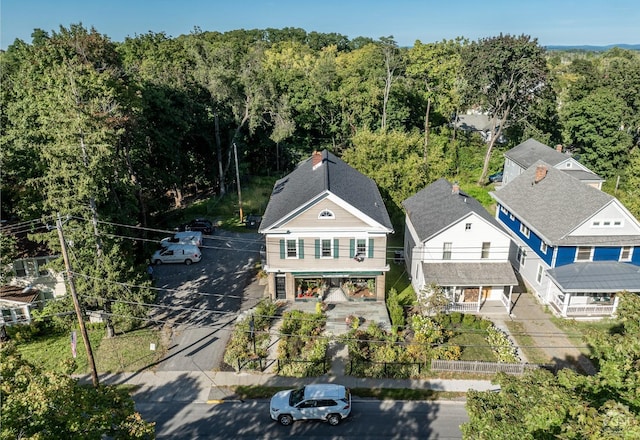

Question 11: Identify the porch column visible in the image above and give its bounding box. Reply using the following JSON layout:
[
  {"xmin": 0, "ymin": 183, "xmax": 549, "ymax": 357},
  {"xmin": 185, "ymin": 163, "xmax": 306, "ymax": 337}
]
[
  {"xmin": 561, "ymin": 293, "xmax": 571, "ymax": 317},
  {"xmin": 507, "ymin": 285, "xmax": 513, "ymax": 314},
  {"xmin": 477, "ymin": 284, "xmax": 483, "ymax": 312},
  {"xmin": 612, "ymin": 295, "xmax": 620, "ymax": 316}
]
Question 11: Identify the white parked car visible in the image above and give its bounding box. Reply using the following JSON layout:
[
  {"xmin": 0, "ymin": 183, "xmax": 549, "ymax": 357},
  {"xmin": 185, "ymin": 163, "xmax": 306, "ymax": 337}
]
[
  {"xmin": 151, "ymin": 244, "xmax": 201, "ymax": 265},
  {"xmin": 160, "ymin": 231, "xmax": 203, "ymax": 247},
  {"xmin": 270, "ymin": 384, "xmax": 351, "ymax": 426}
]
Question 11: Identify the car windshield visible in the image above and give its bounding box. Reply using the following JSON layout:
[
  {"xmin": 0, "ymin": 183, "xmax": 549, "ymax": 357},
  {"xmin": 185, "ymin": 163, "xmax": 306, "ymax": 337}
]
[{"xmin": 289, "ymin": 388, "xmax": 305, "ymax": 406}]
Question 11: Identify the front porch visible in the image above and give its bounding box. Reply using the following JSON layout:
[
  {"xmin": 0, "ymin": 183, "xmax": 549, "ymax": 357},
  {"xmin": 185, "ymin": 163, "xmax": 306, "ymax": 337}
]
[{"xmin": 549, "ymin": 293, "xmax": 619, "ymax": 318}]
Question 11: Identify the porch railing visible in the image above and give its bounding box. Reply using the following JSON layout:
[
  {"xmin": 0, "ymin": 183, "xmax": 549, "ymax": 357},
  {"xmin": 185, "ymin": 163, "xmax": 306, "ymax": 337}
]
[
  {"xmin": 445, "ymin": 302, "xmax": 478, "ymax": 313},
  {"xmin": 565, "ymin": 304, "xmax": 615, "ymax": 316}
]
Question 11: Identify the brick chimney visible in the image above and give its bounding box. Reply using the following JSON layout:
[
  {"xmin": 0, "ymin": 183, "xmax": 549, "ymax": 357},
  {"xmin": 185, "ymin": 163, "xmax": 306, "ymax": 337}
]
[
  {"xmin": 555, "ymin": 144, "xmax": 563, "ymax": 153},
  {"xmin": 312, "ymin": 150, "xmax": 322, "ymax": 170},
  {"xmin": 534, "ymin": 165, "xmax": 548, "ymax": 184},
  {"xmin": 452, "ymin": 182, "xmax": 460, "ymax": 194}
]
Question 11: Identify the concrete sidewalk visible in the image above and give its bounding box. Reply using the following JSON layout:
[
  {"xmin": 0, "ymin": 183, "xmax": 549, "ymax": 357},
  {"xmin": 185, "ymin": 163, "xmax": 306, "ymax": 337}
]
[{"xmin": 85, "ymin": 370, "xmax": 497, "ymax": 404}]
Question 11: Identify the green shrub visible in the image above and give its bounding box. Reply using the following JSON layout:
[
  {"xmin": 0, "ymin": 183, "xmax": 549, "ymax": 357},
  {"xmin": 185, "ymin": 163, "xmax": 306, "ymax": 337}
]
[
  {"xmin": 449, "ymin": 312, "xmax": 462, "ymax": 324},
  {"xmin": 462, "ymin": 313, "xmax": 478, "ymax": 327},
  {"xmin": 387, "ymin": 288, "xmax": 405, "ymax": 331}
]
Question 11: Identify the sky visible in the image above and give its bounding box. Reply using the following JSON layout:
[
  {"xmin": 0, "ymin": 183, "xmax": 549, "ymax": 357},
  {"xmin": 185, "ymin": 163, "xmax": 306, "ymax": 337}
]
[{"xmin": 2, "ymin": 0, "xmax": 639, "ymax": 50}]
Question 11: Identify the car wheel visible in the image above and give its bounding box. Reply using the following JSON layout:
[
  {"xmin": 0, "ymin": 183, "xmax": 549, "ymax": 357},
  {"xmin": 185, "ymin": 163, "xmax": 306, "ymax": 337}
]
[
  {"xmin": 184, "ymin": 259, "xmax": 192, "ymax": 266},
  {"xmin": 327, "ymin": 414, "xmax": 341, "ymax": 426},
  {"xmin": 278, "ymin": 414, "xmax": 293, "ymax": 426},
  {"xmin": 154, "ymin": 260, "xmax": 162, "ymax": 265}
]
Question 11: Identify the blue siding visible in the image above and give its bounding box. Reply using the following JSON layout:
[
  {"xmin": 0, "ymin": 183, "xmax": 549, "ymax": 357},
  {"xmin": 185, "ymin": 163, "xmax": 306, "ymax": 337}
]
[
  {"xmin": 497, "ymin": 205, "xmax": 553, "ymax": 265},
  {"xmin": 594, "ymin": 247, "xmax": 621, "ymax": 261},
  {"xmin": 556, "ymin": 247, "xmax": 576, "ymax": 267},
  {"xmin": 632, "ymin": 247, "xmax": 640, "ymax": 265}
]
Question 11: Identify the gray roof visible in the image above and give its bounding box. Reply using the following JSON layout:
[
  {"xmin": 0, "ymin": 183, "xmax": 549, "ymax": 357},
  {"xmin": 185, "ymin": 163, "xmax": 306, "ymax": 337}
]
[
  {"xmin": 546, "ymin": 262, "xmax": 640, "ymax": 293},
  {"xmin": 403, "ymin": 178, "xmax": 505, "ymax": 242},
  {"xmin": 491, "ymin": 161, "xmax": 616, "ymax": 245},
  {"xmin": 422, "ymin": 262, "xmax": 519, "ymax": 286},
  {"xmin": 562, "ymin": 169, "xmax": 604, "ymax": 182},
  {"xmin": 260, "ymin": 150, "xmax": 393, "ymax": 231},
  {"xmin": 455, "ymin": 114, "xmax": 493, "ymax": 132},
  {"xmin": 504, "ymin": 138, "xmax": 568, "ymax": 169}
]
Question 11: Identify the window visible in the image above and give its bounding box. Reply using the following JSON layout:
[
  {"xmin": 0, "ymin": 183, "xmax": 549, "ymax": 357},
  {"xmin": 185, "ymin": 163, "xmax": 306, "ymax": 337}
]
[
  {"xmin": 592, "ymin": 219, "xmax": 624, "ymax": 228},
  {"xmin": 500, "ymin": 206, "xmax": 508, "ymax": 214},
  {"xmin": 509, "ymin": 213, "xmax": 515, "ymax": 221},
  {"xmin": 517, "ymin": 246, "xmax": 526, "ymax": 266},
  {"xmin": 620, "ymin": 246, "xmax": 632, "ymax": 261},
  {"xmin": 540, "ymin": 242, "xmax": 548, "ymax": 254},
  {"xmin": 519, "ymin": 224, "xmax": 530, "ymax": 238},
  {"xmin": 465, "ymin": 223, "xmax": 472, "ymax": 231},
  {"xmin": 592, "ymin": 221, "xmax": 600, "ymax": 227},
  {"xmin": 443, "ymin": 242, "xmax": 452, "ymax": 260},
  {"xmin": 576, "ymin": 246, "xmax": 592, "ymax": 261},
  {"xmin": 614, "ymin": 220, "xmax": 622, "ymax": 226},
  {"xmin": 536, "ymin": 264, "xmax": 544, "ymax": 284},
  {"xmin": 321, "ymin": 239, "xmax": 332, "ymax": 258},
  {"xmin": 356, "ymin": 239, "xmax": 366, "ymax": 256},
  {"xmin": 603, "ymin": 221, "xmax": 611, "ymax": 226},
  {"xmin": 287, "ymin": 240, "xmax": 298, "ymax": 258},
  {"xmin": 481, "ymin": 242, "xmax": 490, "ymax": 259},
  {"xmin": 318, "ymin": 209, "xmax": 334, "ymax": 219}
]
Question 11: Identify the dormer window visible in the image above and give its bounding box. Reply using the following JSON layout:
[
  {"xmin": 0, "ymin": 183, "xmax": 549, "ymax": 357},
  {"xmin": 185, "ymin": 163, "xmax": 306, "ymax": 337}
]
[{"xmin": 318, "ymin": 209, "xmax": 335, "ymax": 219}]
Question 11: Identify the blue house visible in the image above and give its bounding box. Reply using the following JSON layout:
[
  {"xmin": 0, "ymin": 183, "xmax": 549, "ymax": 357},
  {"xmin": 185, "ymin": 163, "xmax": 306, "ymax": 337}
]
[{"xmin": 490, "ymin": 161, "xmax": 640, "ymax": 318}]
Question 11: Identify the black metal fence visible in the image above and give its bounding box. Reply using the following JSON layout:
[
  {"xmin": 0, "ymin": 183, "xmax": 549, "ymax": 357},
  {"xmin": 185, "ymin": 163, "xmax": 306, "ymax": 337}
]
[{"xmin": 237, "ymin": 357, "xmax": 329, "ymax": 376}]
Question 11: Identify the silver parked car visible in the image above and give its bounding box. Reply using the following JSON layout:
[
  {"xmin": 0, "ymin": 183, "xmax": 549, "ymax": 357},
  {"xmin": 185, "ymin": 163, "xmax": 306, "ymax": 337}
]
[{"xmin": 270, "ymin": 384, "xmax": 351, "ymax": 426}]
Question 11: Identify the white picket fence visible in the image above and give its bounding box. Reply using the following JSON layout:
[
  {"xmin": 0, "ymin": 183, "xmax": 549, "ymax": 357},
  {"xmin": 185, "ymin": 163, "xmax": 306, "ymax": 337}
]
[{"xmin": 431, "ymin": 359, "xmax": 552, "ymax": 375}]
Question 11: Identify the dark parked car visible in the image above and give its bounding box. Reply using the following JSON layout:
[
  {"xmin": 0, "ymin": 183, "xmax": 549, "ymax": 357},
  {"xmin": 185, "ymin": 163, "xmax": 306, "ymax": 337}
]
[
  {"xmin": 176, "ymin": 218, "xmax": 215, "ymax": 234},
  {"xmin": 488, "ymin": 171, "xmax": 503, "ymax": 183},
  {"xmin": 245, "ymin": 214, "xmax": 262, "ymax": 229}
]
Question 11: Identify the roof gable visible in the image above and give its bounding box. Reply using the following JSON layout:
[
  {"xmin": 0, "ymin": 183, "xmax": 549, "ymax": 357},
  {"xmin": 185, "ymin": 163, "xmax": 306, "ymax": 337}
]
[
  {"xmin": 403, "ymin": 179, "xmax": 504, "ymax": 241},
  {"xmin": 260, "ymin": 150, "xmax": 393, "ymax": 231},
  {"xmin": 491, "ymin": 161, "xmax": 614, "ymax": 243},
  {"xmin": 505, "ymin": 138, "xmax": 568, "ymax": 168}
]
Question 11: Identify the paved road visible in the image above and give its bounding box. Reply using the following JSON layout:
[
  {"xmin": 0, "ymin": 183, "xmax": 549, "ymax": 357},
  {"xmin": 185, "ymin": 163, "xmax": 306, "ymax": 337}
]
[
  {"xmin": 136, "ymin": 399, "xmax": 467, "ymax": 439},
  {"xmin": 150, "ymin": 230, "xmax": 265, "ymax": 371}
]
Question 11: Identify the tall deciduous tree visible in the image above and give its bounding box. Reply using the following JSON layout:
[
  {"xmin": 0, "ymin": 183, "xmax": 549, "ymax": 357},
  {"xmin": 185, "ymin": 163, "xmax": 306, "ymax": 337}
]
[
  {"xmin": 462, "ymin": 292, "xmax": 640, "ymax": 439},
  {"xmin": 407, "ymin": 39, "xmax": 463, "ymax": 160},
  {"xmin": 0, "ymin": 342, "xmax": 155, "ymax": 439},
  {"xmin": 461, "ymin": 34, "xmax": 549, "ymax": 184}
]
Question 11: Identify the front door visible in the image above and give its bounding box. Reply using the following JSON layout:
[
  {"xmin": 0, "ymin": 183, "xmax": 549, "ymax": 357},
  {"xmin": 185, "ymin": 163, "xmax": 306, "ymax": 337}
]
[{"xmin": 275, "ymin": 275, "xmax": 286, "ymax": 300}]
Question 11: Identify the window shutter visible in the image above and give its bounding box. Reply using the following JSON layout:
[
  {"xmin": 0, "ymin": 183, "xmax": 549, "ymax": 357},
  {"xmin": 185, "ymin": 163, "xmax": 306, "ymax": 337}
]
[
  {"xmin": 298, "ymin": 239, "xmax": 304, "ymax": 259},
  {"xmin": 280, "ymin": 239, "xmax": 285, "ymax": 259},
  {"xmin": 315, "ymin": 239, "xmax": 320, "ymax": 259},
  {"xmin": 350, "ymin": 239, "xmax": 355, "ymax": 258},
  {"xmin": 368, "ymin": 238, "xmax": 374, "ymax": 258},
  {"xmin": 333, "ymin": 238, "xmax": 339, "ymax": 258}
]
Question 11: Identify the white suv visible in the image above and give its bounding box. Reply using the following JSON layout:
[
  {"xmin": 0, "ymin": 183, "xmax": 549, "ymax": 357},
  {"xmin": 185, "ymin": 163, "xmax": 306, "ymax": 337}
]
[{"xmin": 270, "ymin": 384, "xmax": 351, "ymax": 426}]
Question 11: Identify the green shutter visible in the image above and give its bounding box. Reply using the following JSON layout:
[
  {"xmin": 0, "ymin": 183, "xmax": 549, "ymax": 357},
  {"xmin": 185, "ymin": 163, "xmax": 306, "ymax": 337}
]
[
  {"xmin": 298, "ymin": 239, "xmax": 304, "ymax": 259},
  {"xmin": 350, "ymin": 239, "xmax": 355, "ymax": 258},
  {"xmin": 315, "ymin": 239, "xmax": 320, "ymax": 259},
  {"xmin": 334, "ymin": 238, "xmax": 339, "ymax": 259},
  {"xmin": 280, "ymin": 239, "xmax": 285, "ymax": 259},
  {"xmin": 368, "ymin": 238, "xmax": 374, "ymax": 258}
]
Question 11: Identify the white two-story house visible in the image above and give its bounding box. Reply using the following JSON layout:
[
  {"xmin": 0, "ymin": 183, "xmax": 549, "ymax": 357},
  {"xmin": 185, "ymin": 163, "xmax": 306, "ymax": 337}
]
[{"xmin": 403, "ymin": 179, "xmax": 518, "ymax": 313}]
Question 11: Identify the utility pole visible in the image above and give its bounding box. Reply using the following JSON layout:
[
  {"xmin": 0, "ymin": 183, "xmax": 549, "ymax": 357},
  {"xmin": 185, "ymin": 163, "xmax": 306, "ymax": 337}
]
[
  {"xmin": 233, "ymin": 142, "xmax": 244, "ymax": 223},
  {"xmin": 55, "ymin": 213, "xmax": 99, "ymax": 387}
]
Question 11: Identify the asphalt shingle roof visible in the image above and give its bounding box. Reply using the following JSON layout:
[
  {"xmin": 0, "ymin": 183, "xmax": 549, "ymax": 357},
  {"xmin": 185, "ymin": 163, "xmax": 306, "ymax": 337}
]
[
  {"xmin": 490, "ymin": 161, "xmax": 614, "ymax": 245},
  {"xmin": 260, "ymin": 150, "xmax": 393, "ymax": 231},
  {"xmin": 546, "ymin": 262, "xmax": 640, "ymax": 293},
  {"xmin": 402, "ymin": 178, "xmax": 504, "ymax": 242},
  {"xmin": 505, "ymin": 138, "xmax": 568, "ymax": 168},
  {"xmin": 422, "ymin": 262, "xmax": 519, "ymax": 286}
]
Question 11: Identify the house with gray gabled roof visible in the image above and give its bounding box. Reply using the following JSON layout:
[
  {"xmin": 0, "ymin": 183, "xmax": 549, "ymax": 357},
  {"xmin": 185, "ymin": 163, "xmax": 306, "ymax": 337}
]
[
  {"xmin": 259, "ymin": 150, "xmax": 393, "ymax": 302},
  {"xmin": 402, "ymin": 179, "xmax": 518, "ymax": 313},
  {"xmin": 502, "ymin": 138, "xmax": 604, "ymax": 189},
  {"xmin": 491, "ymin": 161, "xmax": 640, "ymax": 318}
]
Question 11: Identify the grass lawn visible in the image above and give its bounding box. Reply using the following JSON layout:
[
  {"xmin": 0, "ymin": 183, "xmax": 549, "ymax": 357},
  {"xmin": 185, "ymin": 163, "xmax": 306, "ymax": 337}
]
[
  {"xmin": 504, "ymin": 320, "xmax": 550, "ymax": 364},
  {"xmin": 449, "ymin": 332, "xmax": 496, "ymax": 362},
  {"xmin": 233, "ymin": 385, "xmax": 465, "ymax": 401},
  {"xmin": 16, "ymin": 327, "xmax": 167, "ymax": 374},
  {"xmin": 550, "ymin": 317, "xmax": 619, "ymax": 357}
]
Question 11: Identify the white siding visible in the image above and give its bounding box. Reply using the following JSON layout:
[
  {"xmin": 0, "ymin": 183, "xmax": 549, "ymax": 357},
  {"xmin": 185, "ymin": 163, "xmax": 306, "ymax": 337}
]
[{"xmin": 571, "ymin": 201, "xmax": 640, "ymax": 237}]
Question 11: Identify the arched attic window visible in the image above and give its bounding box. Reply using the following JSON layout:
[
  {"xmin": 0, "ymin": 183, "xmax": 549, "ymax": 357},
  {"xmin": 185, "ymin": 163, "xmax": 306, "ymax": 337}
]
[{"xmin": 318, "ymin": 209, "xmax": 335, "ymax": 219}]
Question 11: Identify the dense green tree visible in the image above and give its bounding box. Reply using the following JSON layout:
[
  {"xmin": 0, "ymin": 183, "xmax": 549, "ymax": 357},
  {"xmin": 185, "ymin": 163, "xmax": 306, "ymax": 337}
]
[
  {"xmin": 561, "ymin": 88, "xmax": 633, "ymax": 177},
  {"xmin": 462, "ymin": 292, "xmax": 640, "ymax": 439},
  {"xmin": 406, "ymin": 39, "xmax": 463, "ymax": 159},
  {"xmin": 461, "ymin": 34, "xmax": 549, "ymax": 184},
  {"xmin": 0, "ymin": 342, "xmax": 155, "ymax": 439}
]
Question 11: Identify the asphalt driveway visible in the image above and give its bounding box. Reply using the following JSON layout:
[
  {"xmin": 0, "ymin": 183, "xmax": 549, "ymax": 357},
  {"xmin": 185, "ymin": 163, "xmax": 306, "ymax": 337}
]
[{"xmin": 149, "ymin": 229, "xmax": 265, "ymax": 372}]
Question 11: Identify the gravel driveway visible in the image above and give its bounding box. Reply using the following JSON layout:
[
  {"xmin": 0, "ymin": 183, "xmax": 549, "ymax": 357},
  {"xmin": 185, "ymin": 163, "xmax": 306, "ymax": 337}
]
[{"xmin": 149, "ymin": 230, "xmax": 265, "ymax": 372}]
